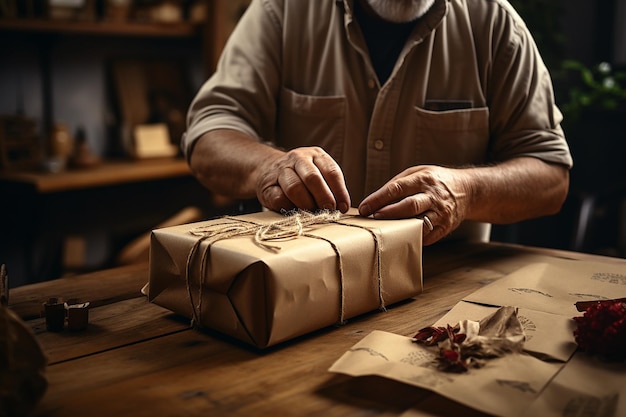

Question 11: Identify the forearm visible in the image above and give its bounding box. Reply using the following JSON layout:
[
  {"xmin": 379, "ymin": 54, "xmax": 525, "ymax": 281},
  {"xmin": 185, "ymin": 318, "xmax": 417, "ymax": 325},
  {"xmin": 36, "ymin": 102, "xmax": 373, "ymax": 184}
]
[
  {"xmin": 188, "ymin": 129, "xmax": 351, "ymax": 213},
  {"xmin": 464, "ymin": 157, "xmax": 569, "ymax": 224},
  {"xmin": 188, "ymin": 129, "xmax": 283, "ymax": 199}
]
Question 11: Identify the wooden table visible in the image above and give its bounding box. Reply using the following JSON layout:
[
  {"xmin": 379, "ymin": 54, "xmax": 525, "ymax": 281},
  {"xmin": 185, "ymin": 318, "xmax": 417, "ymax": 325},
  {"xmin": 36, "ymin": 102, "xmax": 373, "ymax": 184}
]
[{"xmin": 9, "ymin": 241, "xmax": 626, "ymax": 417}]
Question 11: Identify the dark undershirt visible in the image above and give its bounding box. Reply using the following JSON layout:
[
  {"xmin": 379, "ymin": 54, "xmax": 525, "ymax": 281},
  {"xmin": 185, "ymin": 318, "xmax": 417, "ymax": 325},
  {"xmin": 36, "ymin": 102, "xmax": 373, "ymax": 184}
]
[{"xmin": 353, "ymin": 1, "xmax": 418, "ymax": 84}]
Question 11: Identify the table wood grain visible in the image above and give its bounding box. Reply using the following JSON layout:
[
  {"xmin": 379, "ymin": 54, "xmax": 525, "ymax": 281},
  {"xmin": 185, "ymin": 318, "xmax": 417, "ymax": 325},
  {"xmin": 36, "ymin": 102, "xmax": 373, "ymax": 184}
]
[{"xmin": 9, "ymin": 241, "xmax": 625, "ymax": 417}]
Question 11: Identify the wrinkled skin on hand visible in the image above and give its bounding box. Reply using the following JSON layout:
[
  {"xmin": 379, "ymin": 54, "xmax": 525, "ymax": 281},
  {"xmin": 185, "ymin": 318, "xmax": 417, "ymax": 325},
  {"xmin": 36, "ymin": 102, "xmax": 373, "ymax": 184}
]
[
  {"xmin": 359, "ymin": 165, "xmax": 471, "ymax": 246},
  {"xmin": 255, "ymin": 146, "xmax": 351, "ymax": 214}
]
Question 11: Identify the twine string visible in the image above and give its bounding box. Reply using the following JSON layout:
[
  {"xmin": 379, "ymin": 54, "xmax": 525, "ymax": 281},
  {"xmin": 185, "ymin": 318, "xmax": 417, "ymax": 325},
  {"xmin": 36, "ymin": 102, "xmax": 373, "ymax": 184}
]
[
  {"xmin": 302, "ymin": 233, "xmax": 347, "ymax": 325},
  {"xmin": 184, "ymin": 209, "xmax": 385, "ymax": 329}
]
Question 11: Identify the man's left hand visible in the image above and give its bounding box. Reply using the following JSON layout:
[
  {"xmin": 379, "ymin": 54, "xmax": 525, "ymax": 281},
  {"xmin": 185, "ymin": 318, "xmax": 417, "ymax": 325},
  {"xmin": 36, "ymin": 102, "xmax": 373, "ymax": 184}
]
[{"xmin": 358, "ymin": 165, "xmax": 471, "ymax": 245}]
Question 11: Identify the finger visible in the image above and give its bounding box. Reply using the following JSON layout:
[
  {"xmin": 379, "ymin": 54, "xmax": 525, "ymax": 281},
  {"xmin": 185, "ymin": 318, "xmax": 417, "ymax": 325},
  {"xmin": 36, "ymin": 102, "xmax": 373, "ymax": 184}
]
[
  {"xmin": 422, "ymin": 214, "xmax": 435, "ymax": 233},
  {"xmin": 256, "ymin": 168, "xmax": 294, "ymax": 211},
  {"xmin": 259, "ymin": 184, "xmax": 297, "ymax": 212},
  {"xmin": 277, "ymin": 166, "xmax": 317, "ymax": 211},
  {"xmin": 359, "ymin": 179, "xmax": 412, "ymax": 217},
  {"xmin": 313, "ymin": 154, "xmax": 351, "ymax": 212},
  {"xmin": 361, "ymin": 193, "xmax": 432, "ymax": 219},
  {"xmin": 423, "ymin": 219, "xmax": 447, "ymax": 246},
  {"xmin": 291, "ymin": 158, "xmax": 337, "ymax": 210},
  {"xmin": 420, "ymin": 211, "xmax": 450, "ymax": 246}
]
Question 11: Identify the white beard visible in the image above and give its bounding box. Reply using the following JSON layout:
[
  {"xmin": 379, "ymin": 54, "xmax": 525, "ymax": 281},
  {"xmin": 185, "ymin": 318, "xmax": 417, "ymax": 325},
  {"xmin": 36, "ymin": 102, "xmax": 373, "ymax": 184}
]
[{"xmin": 365, "ymin": 0, "xmax": 435, "ymax": 23}]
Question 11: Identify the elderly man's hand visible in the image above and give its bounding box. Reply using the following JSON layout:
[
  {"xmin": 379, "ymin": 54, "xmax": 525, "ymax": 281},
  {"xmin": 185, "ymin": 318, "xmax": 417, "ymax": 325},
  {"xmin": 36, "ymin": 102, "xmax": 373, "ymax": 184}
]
[
  {"xmin": 255, "ymin": 146, "xmax": 351, "ymax": 213},
  {"xmin": 358, "ymin": 165, "xmax": 471, "ymax": 245}
]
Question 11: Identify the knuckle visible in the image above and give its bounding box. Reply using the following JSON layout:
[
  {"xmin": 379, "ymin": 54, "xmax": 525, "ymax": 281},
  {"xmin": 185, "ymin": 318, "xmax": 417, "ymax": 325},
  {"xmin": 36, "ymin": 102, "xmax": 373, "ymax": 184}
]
[
  {"xmin": 299, "ymin": 169, "xmax": 321, "ymax": 185},
  {"xmin": 260, "ymin": 186, "xmax": 288, "ymax": 210},
  {"xmin": 280, "ymin": 179, "xmax": 304, "ymax": 198},
  {"xmin": 408, "ymin": 195, "xmax": 423, "ymax": 215},
  {"xmin": 309, "ymin": 145, "xmax": 326, "ymax": 155},
  {"xmin": 285, "ymin": 185, "xmax": 305, "ymax": 200},
  {"xmin": 385, "ymin": 181, "xmax": 404, "ymax": 198},
  {"xmin": 324, "ymin": 165, "xmax": 343, "ymax": 182}
]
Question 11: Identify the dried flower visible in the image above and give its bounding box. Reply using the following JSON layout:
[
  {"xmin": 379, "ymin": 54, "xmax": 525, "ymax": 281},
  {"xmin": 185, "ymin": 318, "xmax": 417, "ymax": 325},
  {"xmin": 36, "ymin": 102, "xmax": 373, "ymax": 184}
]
[
  {"xmin": 413, "ymin": 307, "xmax": 525, "ymax": 373},
  {"xmin": 414, "ymin": 323, "xmax": 469, "ymax": 372},
  {"xmin": 573, "ymin": 299, "xmax": 626, "ymax": 361}
]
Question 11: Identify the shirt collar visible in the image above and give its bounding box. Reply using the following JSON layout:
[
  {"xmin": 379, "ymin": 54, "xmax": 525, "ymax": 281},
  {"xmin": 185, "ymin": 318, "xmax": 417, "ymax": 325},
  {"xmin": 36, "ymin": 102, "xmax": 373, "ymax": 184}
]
[
  {"xmin": 340, "ymin": 0, "xmax": 448, "ymax": 41},
  {"xmin": 340, "ymin": 0, "xmax": 448, "ymax": 23}
]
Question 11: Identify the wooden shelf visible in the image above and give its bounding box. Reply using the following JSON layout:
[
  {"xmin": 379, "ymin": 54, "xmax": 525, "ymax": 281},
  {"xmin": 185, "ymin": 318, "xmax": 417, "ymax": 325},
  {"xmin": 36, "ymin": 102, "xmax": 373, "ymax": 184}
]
[
  {"xmin": 0, "ymin": 18, "xmax": 201, "ymax": 38},
  {"xmin": 0, "ymin": 158, "xmax": 192, "ymax": 193}
]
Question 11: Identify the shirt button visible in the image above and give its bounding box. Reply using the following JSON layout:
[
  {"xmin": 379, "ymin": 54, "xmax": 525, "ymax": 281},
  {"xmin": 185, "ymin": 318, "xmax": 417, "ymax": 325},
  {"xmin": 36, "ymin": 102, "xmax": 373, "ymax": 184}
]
[
  {"xmin": 367, "ymin": 78, "xmax": 376, "ymax": 89},
  {"xmin": 374, "ymin": 139, "xmax": 384, "ymax": 150}
]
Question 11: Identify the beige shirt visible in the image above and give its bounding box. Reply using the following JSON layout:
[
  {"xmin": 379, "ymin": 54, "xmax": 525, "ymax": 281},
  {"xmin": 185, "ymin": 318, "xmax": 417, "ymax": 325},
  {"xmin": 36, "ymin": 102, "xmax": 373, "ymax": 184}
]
[{"xmin": 184, "ymin": 0, "xmax": 572, "ymax": 213}]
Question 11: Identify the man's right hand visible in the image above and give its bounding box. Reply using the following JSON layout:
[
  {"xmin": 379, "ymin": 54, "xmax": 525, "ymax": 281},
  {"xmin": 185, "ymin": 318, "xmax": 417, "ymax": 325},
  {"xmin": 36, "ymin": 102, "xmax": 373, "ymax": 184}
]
[{"xmin": 254, "ymin": 146, "xmax": 351, "ymax": 213}]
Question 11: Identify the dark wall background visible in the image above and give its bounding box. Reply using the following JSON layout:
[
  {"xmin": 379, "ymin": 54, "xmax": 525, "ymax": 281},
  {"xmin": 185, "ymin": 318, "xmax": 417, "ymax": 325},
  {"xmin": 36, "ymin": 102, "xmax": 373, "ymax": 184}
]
[{"xmin": 491, "ymin": 0, "xmax": 626, "ymax": 257}]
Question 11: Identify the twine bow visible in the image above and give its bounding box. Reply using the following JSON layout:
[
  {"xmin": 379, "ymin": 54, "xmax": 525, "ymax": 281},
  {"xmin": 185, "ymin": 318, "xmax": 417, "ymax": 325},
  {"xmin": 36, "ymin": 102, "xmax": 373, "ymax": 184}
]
[{"xmin": 185, "ymin": 209, "xmax": 386, "ymax": 331}]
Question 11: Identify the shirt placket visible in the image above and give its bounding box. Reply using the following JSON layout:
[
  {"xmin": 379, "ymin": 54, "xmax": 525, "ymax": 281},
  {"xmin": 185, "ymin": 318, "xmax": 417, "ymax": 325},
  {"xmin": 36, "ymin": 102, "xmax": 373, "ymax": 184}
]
[
  {"xmin": 342, "ymin": 0, "xmax": 426, "ymax": 197},
  {"xmin": 364, "ymin": 82, "xmax": 399, "ymax": 195}
]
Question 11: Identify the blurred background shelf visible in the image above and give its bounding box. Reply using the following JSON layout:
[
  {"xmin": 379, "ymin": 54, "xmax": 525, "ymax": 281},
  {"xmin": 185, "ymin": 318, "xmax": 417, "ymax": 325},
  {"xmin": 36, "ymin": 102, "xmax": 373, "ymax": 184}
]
[
  {"xmin": 0, "ymin": 18, "xmax": 201, "ymax": 37},
  {"xmin": 0, "ymin": 0, "xmax": 253, "ymax": 287}
]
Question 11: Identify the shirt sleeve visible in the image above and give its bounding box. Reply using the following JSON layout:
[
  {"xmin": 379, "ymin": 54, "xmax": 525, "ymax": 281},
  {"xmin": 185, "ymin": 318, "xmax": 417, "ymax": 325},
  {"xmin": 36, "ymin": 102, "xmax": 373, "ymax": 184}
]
[
  {"xmin": 482, "ymin": 4, "xmax": 573, "ymax": 168},
  {"xmin": 182, "ymin": 0, "xmax": 283, "ymax": 160}
]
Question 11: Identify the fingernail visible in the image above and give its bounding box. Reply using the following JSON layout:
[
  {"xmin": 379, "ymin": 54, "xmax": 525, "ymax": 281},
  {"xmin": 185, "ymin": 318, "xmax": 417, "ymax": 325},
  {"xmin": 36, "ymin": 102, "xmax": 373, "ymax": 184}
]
[
  {"xmin": 359, "ymin": 204, "xmax": 371, "ymax": 217},
  {"xmin": 339, "ymin": 202, "xmax": 349, "ymax": 213}
]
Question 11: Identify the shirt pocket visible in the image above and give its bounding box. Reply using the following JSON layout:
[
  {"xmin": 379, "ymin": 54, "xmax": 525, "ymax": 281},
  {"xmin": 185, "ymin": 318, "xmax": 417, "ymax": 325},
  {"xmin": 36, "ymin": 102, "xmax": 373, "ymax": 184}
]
[
  {"xmin": 413, "ymin": 106, "xmax": 490, "ymax": 166},
  {"xmin": 278, "ymin": 87, "xmax": 346, "ymax": 162}
]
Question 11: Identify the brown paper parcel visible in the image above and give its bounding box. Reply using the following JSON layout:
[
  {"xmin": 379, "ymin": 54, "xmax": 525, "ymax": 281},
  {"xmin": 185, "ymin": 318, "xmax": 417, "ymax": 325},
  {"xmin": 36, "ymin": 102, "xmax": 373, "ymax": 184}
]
[{"xmin": 148, "ymin": 210, "xmax": 423, "ymax": 348}]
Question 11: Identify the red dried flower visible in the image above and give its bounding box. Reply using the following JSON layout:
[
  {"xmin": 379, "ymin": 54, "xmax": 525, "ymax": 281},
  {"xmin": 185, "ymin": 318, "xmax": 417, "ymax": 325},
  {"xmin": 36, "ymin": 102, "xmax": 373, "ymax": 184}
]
[
  {"xmin": 414, "ymin": 324, "xmax": 469, "ymax": 371},
  {"xmin": 413, "ymin": 325, "xmax": 450, "ymax": 345},
  {"xmin": 573, "ymin": 299, "xmax": 626, "ymax": 361}
]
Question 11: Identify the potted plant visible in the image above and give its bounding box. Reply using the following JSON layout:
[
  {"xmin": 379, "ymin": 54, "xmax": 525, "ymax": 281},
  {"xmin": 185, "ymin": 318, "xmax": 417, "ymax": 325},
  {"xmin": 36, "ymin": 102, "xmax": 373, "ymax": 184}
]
[{"xmin": 560, "ymin": 61, "xmax": 626, "ymax": 122}]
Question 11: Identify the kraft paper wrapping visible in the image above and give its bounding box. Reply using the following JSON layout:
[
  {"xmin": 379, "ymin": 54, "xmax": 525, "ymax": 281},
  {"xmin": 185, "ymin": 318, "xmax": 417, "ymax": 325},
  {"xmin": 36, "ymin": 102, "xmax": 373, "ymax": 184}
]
[{"xmin": 148, "ymin": 210, "xmax": 423, "ymax": 348}]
